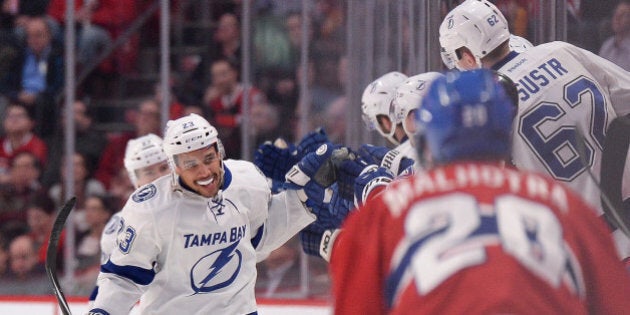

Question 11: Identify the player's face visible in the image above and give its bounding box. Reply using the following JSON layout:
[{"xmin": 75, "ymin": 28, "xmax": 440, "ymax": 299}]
[
  {"xmin": 134, "ymin": 161, "xmax": 171, "ymax": 188},
  {"xmin": 174, "ymin": 145, "xmax": 223, "ymax": 198}
]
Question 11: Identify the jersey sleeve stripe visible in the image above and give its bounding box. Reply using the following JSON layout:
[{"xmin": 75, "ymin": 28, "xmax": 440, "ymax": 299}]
[
  {"xmin": 251, "ymin": 225, "xmax": 264, "ymax": 249},
  {"xmin": 101, "ymin": 260, "xmax": 156, "ymax": 285}
]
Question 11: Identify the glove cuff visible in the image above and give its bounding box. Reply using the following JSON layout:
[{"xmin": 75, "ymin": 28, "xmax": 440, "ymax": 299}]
[
  {"xmin": 320, "ymin": 229, "xmax": 341, "ymax": 263},
  {"xmin": 380, "ymin": 149, "xmax": 404, "ymax": 175}
]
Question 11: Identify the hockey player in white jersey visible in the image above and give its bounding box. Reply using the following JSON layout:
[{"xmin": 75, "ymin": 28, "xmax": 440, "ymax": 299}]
[
  {"xmin": 439, "ymin": 0, "xmax": 630, "ymax": 257},
  {"xmin": 88, "ymin": 134, "xmax": 172, "ymax": 304},
  {"xmin": 88, "ymin": 114, "xmax": 316, "ymax": 315}
]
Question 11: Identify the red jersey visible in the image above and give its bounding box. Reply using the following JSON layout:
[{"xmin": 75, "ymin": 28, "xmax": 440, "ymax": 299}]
[
  {"xmin": 331, "ymin": 162, "xmax": 630, "ymax": 315},
  {"xmin": 0, "ymin": 133, "xmax": 48, "ymax": 174},
  {"xmin": 94, "ymin": 132, "xmax": 134, "ymax": 189}
]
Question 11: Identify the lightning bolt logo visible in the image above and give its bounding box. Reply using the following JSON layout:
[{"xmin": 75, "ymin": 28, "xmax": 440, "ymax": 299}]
[{"xmin": 190, "ymin": 241, "xmax": 242, "ymax": 294}]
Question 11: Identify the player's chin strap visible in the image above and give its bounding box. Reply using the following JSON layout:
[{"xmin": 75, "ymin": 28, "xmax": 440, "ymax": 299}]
[{"xmin": 575, "ymin": 121, "xmax": 630, "ymax": 238}]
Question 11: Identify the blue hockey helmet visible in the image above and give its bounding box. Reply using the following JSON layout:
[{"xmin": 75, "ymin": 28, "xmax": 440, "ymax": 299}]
[{"xmin": 416, "ymin": 69, "xmax": 515, "ymax": 164}]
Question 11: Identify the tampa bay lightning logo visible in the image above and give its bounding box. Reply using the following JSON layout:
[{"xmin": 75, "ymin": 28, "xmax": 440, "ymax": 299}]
[
  {"xmin": 132, "ymin": 184, "xmax": 157, "ymax": 202},
  {"xmin": 416, "ymin": 80, "xmax": 426, "ymax": 91},
  {"xmin": 189, "ymin": 241, "xmax": 242, "ymax": 294}
]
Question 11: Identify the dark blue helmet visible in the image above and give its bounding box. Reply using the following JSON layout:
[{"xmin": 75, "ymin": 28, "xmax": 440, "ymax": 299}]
[{"xmin": 416, "ymin": 69, "xmax": 515, "ymax": 164}]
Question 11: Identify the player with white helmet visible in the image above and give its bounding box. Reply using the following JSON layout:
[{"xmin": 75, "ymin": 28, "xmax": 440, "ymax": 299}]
[
  {"xmin": 89, "ymin": 133, "xmax": 172, "ymax": 306},
  {"xmin": 330, "ymin": 68, "xmax": 630, "ymax": 315},
  {"xmin": 88, "ymin": 113, "xmax": 317, "ymax": 315},
  {"xmin": 439, "ymin": 0, "xmax": 531, "ymax": 71},
  {"xmin": 123, "ymin": 133, "xmax": 171, "ymax": 188},
  {"xmin": 361, "ymin": 71, "xmax": 408, "ymax": 146},
  {"xmin": 439, "ymin": 0, "xmax": 630, "ymax": 258},
  {"xmin": 390, "ymin": 72, "xmax": 444, "ymax": 166}
]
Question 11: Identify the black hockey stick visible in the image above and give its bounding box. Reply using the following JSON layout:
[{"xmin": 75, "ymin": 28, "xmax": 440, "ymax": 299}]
[
  {"xmin": 45, "ymin": 197, "xmax": 77, "ymax": 315},
  {"xmin": 600, "ymin": 115, "xmax": 630, "ymax": 236},
  {"xmin": 574, "ymin": 125, "xmax": 630, "ymax": 238}
]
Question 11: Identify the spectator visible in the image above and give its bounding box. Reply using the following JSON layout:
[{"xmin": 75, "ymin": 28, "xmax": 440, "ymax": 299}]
[
  {"xmin": 566, "ymin": 0, "xmax": 618, "ymax": 53},
  {"xmin": 41, "ymin": 99, "xmax": 108, "ymax": 187},
  {"xmin": 191, "ymin": 12, "xmax": 242, "ymax": 98},
  {"xmin": 94, "ymin": 99, "xmax": 161, "ymax": 188},
  {"xmin": 0, "ymin": 102, "xmax": 47, "ymax": 184},
  {"xmin": 107, "ymin": 167, "xmax": 134, "ymax": 210},
  {"xmin": 0, "ymin": 234, "xmax": 49, "ymax": 295},
  {"xmin": 0, "ymin": 151, "xmax": 44, "ymax": 231},
  {"xmin": 24, "ymin": 193, "xmax": 61, "ymax": 271},
  {"xmin": 153, "ymin": 79, "xmax": 185, "ymax": 120},
  {"xmin": 249, "ymin": 101, "xmax": 281, "ymax": 149},
  {"xmin": 0, "ymin": 16, "xmax": 64, "ymax": 137},
  {"xmin": 204, "ymin": 58, "xmax": 266, "ymax": 158},
  {"xmin": 494, "ymin": 0, "xmax": 529, "ymax": 37},
  {"xmin": 208, "ymin": 12, "xmax": 241, "ymax": 73},
  {"xmin": 320, "ymin": 96, "xmax": 347, "ymax": 144},
  {"xmin": 48, "ymin": 152, "xmax": 106, "ymax": 233},
  {"xmin": 71, "ymin": 194, "xmax": 117, "ymax": 296},
  {"xmin": 48, "ymin": 0, "xmax": 139, "ymax": 74},
  {"xmin": 599, "ymin": 0, "xmax": 630, "ymax": 71}
]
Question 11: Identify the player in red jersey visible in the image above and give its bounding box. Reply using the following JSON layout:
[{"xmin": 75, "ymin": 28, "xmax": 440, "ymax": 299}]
[{"xmin": 330, "ymin": 69, "xmax": 630, "ymax": 315}]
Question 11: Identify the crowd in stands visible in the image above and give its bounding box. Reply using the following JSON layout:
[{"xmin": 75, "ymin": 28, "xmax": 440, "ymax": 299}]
[{"xmin": 0, "ymin": 0, "xmax": 627, "ymax": 300}]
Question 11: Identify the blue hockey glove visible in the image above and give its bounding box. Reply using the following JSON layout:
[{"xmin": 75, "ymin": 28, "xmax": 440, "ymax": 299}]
[
  {"xmin": 254, "ymin": 138, "xmax": 299, "ymax": 182},
  {"xmin": 285, "ymin": 143, "xmax": 338, "ymax": 212},
  {"xmin": 299, "ymin": 228, "xmax": 341, "ymax": 262},
  {"xmin": 328, "ymin": 183, "xmax": 355, "ymax": 221},
  {"xmin": 334, "ymin": 153, "xmax": 370, "ymax": 201},
  {"xmin": 354, "ymin": 165, "xmax": 394, "ymax": 208},
  {"xmin": 357, "ymin": 144, "xmax": 390, "ymax": 165},
  {"xmin": 296, "ymin": 128, "xmax": 330, "ymax": 158},
  {"xmin": 300, "ymin": 196, "xmax": 345, "ymax": 261},
  {"xmin": 300, "ymin": 229, "xmax": 324, "ymax": 257}
]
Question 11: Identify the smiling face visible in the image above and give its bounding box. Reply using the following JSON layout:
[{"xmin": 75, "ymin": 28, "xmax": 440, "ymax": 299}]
[{"xmin": 174, "ymin": 145, "xmax": 223, "ymax": 198}]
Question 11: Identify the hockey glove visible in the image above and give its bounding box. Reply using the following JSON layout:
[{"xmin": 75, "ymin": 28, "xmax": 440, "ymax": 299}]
[
  {"xmin": 296, "ymin": 127, "xmax": 330, "ymax": 158},
  {"xmin": 254, "ymin": 138, "xmax": 299, "ymax": 182},
  {"xmin": 334, "ymin": 153, "xmax": 371, "ymax": 201},
  {"xmin": 285, "ymin": 143, "xmax": 338, "ymax": 212},
  {"xmin": 299, "ymin": 228, "xmax": 341, "ymax": 262},
  {"xmin": 357, "ymin": 144, "xmax": 390, "ymax": 165},
  {"xmin": 354, "ymin": 165, "xmax": 394, "ymax": 208},
  {"xmin": 328, "ymin": 182, "xmax": 355, "ymax": 222},
  {"xmin": 379, "ymin": 148, "xmax": 415, "ymax": 176},
  {"xmin": 300, "ymin": 193, "xmax": 345, "ymax": 261}
]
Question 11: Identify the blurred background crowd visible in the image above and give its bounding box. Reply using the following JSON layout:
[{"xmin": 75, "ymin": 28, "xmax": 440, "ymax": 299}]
[{"xmin": 0, "ymin": 0, "xmax": 627, "ymax": 300}]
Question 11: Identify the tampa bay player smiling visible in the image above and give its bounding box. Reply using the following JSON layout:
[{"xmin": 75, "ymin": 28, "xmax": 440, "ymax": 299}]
[{"xmin": 88, "ymin": 113, "xmax": 318, "ymax": 315}]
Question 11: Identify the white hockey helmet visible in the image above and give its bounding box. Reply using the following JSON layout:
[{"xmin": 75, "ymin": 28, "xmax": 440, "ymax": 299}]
[
  {"xmin": 163, "ymin": 113, "xmax": 224, "ymax": 168},
  {"xmin": 392, "ymin": 72, "xmax": 445, "ymax": 140},
  {"xmin": 439, "ymin": 0, "xmax": 510, "ymax": 69},
  {"xmin": 124, "ymin": 133, "xmax": 169, "ymax": 187},
  {"xmin": 361, "ymin": 71, "xmax": 408, "ymax": 145},
  {"xmin": 508, "ymin": 34, "xmax": 534, "ymax": 53}
]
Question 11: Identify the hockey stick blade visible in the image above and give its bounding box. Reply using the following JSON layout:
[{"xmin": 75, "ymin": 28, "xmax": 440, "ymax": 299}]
[{"xmin": 46, "ymin": 197, "xmax": 77, "ymax": 315}]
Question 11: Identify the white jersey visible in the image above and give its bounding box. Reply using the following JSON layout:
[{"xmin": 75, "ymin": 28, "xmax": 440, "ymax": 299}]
[
  {"xmin": 494, "ymin": 41, "xmax": 630, "ymax": 212},
  {"xmin": 381, "ymin": 140, "xmax": 425, "ymax": 176},
  {"xmin": 91, "ymin": 159, "xmax": 314, "ymax": 315},
  {"xmin": 493, "ymin": 41, "xmax": 630, "ymax": 256}
]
